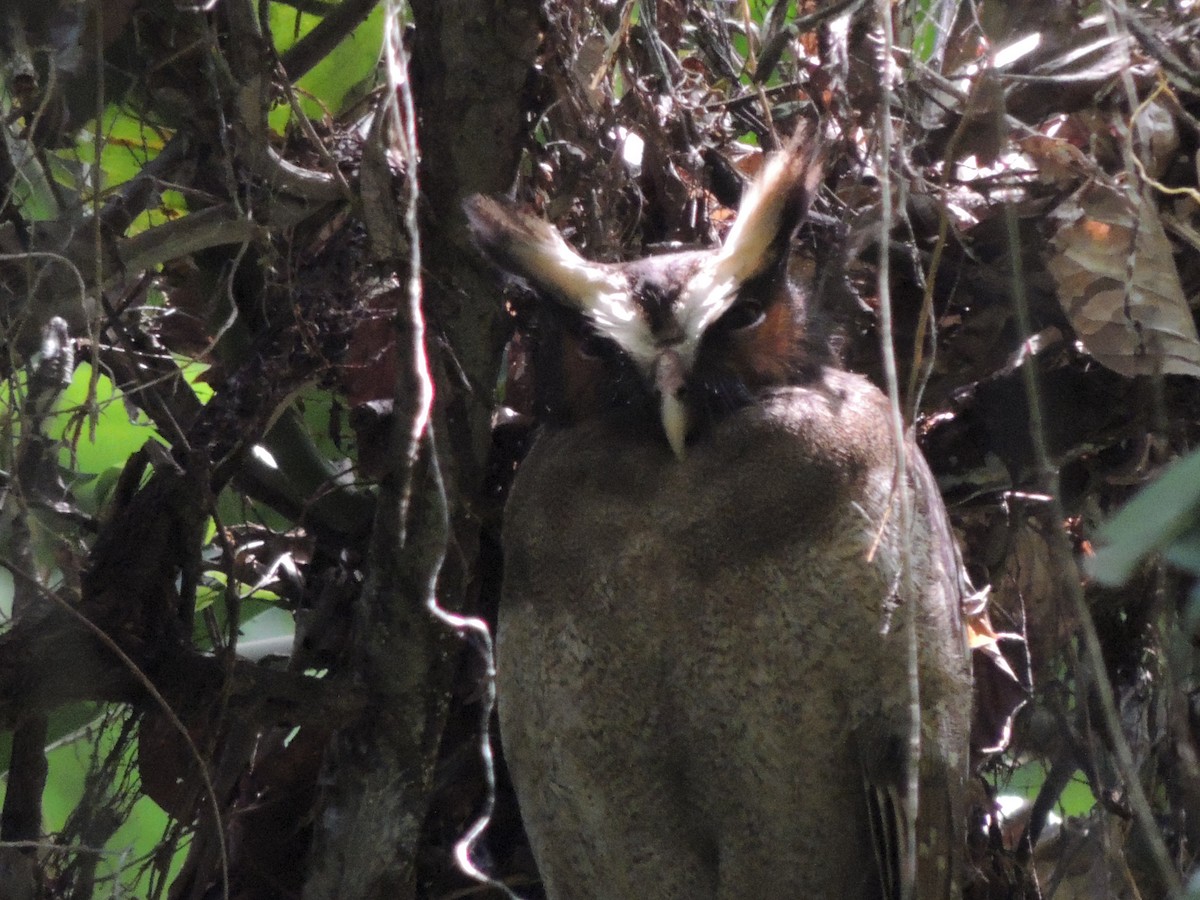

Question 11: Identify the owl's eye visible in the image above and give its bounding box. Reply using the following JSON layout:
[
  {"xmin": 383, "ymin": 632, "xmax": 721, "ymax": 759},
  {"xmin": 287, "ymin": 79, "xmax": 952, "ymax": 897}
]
[
  {"xmin": 577, "ymin": 330, "xmax": 616, "ymax": 360},
  {"xmin": 719, "ymin": 301, "xmax": 766, "ymax": 331}
]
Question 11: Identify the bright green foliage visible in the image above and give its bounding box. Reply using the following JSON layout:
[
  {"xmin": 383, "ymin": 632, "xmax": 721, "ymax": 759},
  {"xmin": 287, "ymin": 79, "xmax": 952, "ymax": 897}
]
[
  {"xmin": 0, "ymin": 3, "xmax": 378, "ymax": 895},
  {"xmin": 268, "ymin": 5, "xmax": 385, "ymax": 133}
]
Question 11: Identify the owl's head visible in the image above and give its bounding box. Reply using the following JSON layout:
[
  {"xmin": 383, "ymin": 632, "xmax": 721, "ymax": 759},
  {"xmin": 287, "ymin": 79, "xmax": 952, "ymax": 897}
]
[{"xmin": 465, "ymin": 137, "xmax": 826, "ymax": 458}]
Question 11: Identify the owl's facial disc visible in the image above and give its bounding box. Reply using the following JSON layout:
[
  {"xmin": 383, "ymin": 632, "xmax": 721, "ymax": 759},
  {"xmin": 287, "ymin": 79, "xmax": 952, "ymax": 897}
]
[
  {"xmin": 581, "ymin": 269, "xmax": 709, "ymax": 458},
  {"xmin": 572, "ymin": 301, "xmax": 694, "ymax": 458},
  {"xmin": 465, "ymin": 132, "xmax": 825, "ymax": 459}
]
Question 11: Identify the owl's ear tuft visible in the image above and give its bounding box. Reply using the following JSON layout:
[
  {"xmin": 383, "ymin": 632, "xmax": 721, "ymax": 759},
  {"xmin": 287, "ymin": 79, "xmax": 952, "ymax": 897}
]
[
  {"xmin": 463, "ymin": 195, "xmax": 622, "ymax": 314},
  {"xmin": 463, "ymin": 200, "xmax": 566, "ymax": 274},
  {"xmin": 716, "ymin": 129, "xmax": 826, "ymax": 285},
  {"xmin": 463, "ymin": 195, "xmax": 570, "ymax": 283}
]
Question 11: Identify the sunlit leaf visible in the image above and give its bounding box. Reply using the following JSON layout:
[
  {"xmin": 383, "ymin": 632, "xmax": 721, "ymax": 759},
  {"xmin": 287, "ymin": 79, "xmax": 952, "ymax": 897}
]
[
  {"xmin": 1085, "ymin": 448, "xmax": 1200, "ymax": 585},
  {"xmin": 1046, "ymin": 183, "xmax": 1200, "ymax": 378}
]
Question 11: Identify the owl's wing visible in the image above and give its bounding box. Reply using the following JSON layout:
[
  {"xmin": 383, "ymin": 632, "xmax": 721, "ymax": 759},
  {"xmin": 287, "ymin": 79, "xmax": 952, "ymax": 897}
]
[
  {"xmin": 858, "ymin": 676, "xmax": 965, "ymax": 900},
  {"xmin": 859, "ymin": 452, "xmax": 971, "ymax": 900},
  {"xmin": 864, "ymin": 771, "xmax": 906, "ymax": 900}
]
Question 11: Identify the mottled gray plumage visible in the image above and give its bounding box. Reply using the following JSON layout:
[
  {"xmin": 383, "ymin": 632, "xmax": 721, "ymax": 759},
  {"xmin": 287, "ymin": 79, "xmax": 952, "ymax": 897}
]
[{"xmin": 467, "ymin": 138, "xmax": 972, "ymax": 899}]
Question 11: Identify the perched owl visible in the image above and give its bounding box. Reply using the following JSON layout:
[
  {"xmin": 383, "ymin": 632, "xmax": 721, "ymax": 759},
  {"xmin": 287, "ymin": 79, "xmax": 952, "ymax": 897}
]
[{"xmin": 466, "ymin": 137, "xmax": 972, "ymax": 900}]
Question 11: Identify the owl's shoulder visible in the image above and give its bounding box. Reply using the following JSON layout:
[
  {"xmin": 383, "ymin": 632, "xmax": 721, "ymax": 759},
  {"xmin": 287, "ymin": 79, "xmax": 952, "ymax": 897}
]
[{"xmin": 744, "ymin": 367, "xmax": 896, "ymax": 468}]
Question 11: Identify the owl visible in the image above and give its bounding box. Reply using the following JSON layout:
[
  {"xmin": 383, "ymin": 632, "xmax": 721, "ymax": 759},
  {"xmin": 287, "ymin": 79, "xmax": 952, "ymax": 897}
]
[{"xmin": 466, "ymin": 137, "xmax": 972, "ymax": 900}]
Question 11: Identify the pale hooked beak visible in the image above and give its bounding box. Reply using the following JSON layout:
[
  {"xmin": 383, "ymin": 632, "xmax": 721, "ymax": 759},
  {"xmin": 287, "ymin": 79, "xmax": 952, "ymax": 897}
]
[{"xmin": 654, "ymin": 349, "xmax": 688, "ymax": 460}]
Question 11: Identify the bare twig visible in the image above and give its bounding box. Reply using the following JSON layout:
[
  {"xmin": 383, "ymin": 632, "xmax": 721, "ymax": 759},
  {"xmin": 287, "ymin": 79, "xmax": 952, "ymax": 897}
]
[
  {"xmin": 279, "ymin": 0, "xmax": 381, "ymax": 82},
  {"xmin": 117, "ymin": 206, "xmax": 264, "ymax": 274},
  {"xmin": 872, "ymin": 3, "xmax": 921, "ymax": 896},
  {"xmin": 1001, "ymin": 194, "xmax": 1183, "ymax": 898},
  {"xmin": 13, "ymin": 573, "xmax": 231, "ymax": 900}
]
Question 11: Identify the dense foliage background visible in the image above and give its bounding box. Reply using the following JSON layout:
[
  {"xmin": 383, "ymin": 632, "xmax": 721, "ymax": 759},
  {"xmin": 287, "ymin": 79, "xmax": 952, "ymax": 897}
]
[{"xmin": 2, "ymin": 1, "xmax": 1200, "ymax": 898}]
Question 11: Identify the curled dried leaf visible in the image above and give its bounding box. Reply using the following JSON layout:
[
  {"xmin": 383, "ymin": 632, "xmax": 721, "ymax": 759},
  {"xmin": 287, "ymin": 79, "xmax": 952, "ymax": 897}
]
[{"xmin": 1046, "ymin": 183, "xmax": 1200, "ymax": 378}]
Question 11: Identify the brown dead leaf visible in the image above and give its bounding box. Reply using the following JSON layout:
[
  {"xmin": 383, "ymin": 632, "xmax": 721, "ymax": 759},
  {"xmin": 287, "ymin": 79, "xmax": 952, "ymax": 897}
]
[
  {"xmin": 967, "ymin": 594, "xmax": 1029, "ymax": 758},
  {"xmin": 1046, "ymin": 183, "xmax": 1200, "ymax": 378},
  {"xmin": 1019, "ymin": 135, "xmax": 1093, "ymax": 187}
]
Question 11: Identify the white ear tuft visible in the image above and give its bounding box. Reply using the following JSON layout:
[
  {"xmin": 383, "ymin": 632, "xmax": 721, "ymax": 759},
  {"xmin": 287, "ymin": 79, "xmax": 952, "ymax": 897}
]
[
  {"xmin": 716, "ymin": 137, "xmax": 825, "ymax": 285},
  {"xmin": 464, "ymin": 195, "xmax": 645, "ymax": 356},
  {"xmin": 464, "ymin": 195, "xmax": 624, "ymax": 309},
  {"xmin": 680, "ymin": 134, "xmax": 825, "ymax": 342}
]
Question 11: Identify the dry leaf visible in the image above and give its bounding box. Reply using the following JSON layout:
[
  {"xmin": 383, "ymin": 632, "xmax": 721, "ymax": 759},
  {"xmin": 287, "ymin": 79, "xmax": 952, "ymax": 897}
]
[
  {"xmin": 966, "ymin": 594, "xmax": 1029, "ymax": 757},
  {"xmin": 1019, "ymin": 134, "xmax": 1093, "ymax": 186},
  {"xmin": 1046, "ymin": 183, "xmax": 1200, "ymax": 378},
  {"xmin": 1133, "ymin": 98, "xmax": 1178, "ymax": 180}
]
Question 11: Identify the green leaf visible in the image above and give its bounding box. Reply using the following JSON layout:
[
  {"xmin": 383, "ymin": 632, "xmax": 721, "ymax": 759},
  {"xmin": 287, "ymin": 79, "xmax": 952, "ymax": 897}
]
[
  {"xmin": 1165, "ymin": 529, "xmax": 1200, "ymax": 573},
  {"xmin": 0, "ymin": 710, "xmax": 188, "ymax": 895},
  {"xmin": 50, "ymin": 364, "xmax": 162, "ymax": 502},
  {"xmin": 0, "ymin": 704, "xmax": 105, "ymax": 781},
  {"xmin": 1000, "ymin": 760, "xmax": 1095, "ymax": 818},
  {"xmin": 1084, "ymin": 449, "xmax": 1200, "ymax": 586},
  {"xmin": 268, "ymin": 3, "xmax": 384, "ymax": 132}
]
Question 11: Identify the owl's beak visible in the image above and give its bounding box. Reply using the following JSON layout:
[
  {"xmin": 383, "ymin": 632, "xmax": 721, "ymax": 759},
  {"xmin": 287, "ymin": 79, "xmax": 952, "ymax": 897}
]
[{"xmin": 654, "ymin": 349, "xmax": 688, "ymax": 460}]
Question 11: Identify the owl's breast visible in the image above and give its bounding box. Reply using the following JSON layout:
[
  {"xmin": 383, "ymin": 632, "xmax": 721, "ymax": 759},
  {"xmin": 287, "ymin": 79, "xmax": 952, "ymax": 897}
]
[
  {"xmin": 503, "ymin": 368, "xmax": 894, "ymax": 579},
  {"xmin": 498, "ymin": 367, "xmax": 909, "ymax": 738}
]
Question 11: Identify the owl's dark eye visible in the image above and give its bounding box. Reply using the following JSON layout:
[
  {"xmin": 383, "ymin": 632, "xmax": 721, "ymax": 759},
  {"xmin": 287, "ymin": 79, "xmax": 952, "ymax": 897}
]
[
  {"xmin": 719, "ymin": 301, "xmax": 766, "ymax": 331},
  {"xmin": 577, "ymin": 330, "xmax": 616, "ymax": 360}
]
